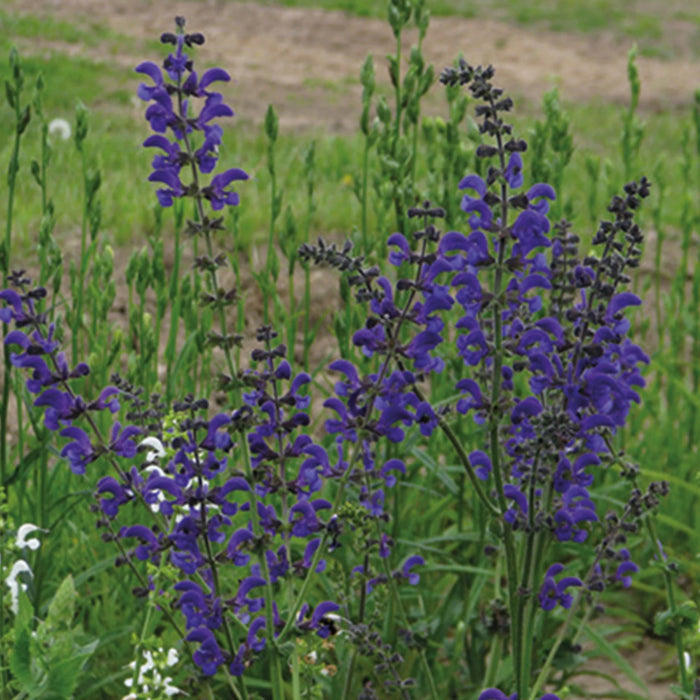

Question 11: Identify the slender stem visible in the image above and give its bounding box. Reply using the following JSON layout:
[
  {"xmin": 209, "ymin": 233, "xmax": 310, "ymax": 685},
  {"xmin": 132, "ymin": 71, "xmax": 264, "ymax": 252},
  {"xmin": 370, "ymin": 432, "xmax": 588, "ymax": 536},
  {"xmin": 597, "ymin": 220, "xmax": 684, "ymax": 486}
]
[
  {"xmin": 520, "ymin": 480, "xmax": 552, "ymax": 688},
  {"xmin": 1, "ymin": 53, "xmax": 25, "ymax": 490},
  {"xmin": 378, "ymin": 552, "xmax": 439, "ymax": 700},
  {"xmin": 527, "ymin": 596, "xmax": 579, "ymax": 700},
  {"xmin": 72, "ymin": 145, "xmax": 90, "ymax": 366},
  {"xmin": 175, "ymin": 77, "xmax": 239, "ymax": 392},
  {"xmin": 484, "ymin": 93, "xmax": 523, "ymax": 697},
  {"xmin": 362, "ymin": 143, "xmax": 370, "ymax": 253},
  {"xmin": 645, "ymin": 514, "xmax": 690, "ymax": 693},
  {"xmin": 401, "ymin": 377, "xmax": 497, "ymax": 516},
  {"xmin": 483, "ymin": 635, "xmax": 503, "ymax": 688},
  {"xmin": 240, "ymin": 436, "xmax": 285, "ymax": 700},
  {"xmin": 341, "ymin": 551, "xmax": 370, "ymax": 700}
]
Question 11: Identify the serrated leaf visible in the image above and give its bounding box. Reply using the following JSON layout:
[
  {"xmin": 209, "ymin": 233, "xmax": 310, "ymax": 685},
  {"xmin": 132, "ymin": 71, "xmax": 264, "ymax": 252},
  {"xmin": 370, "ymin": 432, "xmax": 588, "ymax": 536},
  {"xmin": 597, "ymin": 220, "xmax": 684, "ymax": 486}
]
[
  {"xmin": 46, "ymin": 575, "xmax": 76, "ymax": 631},
  {"xmin": 10, "ymin": 625, "xmax": 35, "ymax": 691},
  {"xmin": 46, "ymin": 645, "xmax": 97, "ymax": 699},
  {"xmin": 14, "ymin": 585, "xmax": 34, "ymax": 635}
]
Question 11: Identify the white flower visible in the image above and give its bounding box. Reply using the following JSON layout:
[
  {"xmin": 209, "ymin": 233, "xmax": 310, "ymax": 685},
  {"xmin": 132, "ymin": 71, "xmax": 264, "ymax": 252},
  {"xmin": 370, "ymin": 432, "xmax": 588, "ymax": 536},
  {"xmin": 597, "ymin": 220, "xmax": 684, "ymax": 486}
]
[
  {"xmin": 16, "ymin": 523, "xmax": 45, "ymax": 550},
  {"xmin": 140, "ymin": 437, "xmax": 166, "ymax": 462},
  {"xmin": 684, "ymin": 651, "xmax": 692, "ymax": 672},
  {"xmin": 48, "ymin": 118, "xmax": 71, "ymax": 141},
  {"xmin": 123, "ymin": 647, "xmax": 184, "ymax": 697},
  {"xmin": 163, "ymin": 678, "xmax": 183, "ymax": 696},
  {"xmin": 165, "ymin": 648, "xmax": 179, "ymax": 666},
  {"xmin": 5, "ymin": 559, "xmax": 32, "ymax": 614}
]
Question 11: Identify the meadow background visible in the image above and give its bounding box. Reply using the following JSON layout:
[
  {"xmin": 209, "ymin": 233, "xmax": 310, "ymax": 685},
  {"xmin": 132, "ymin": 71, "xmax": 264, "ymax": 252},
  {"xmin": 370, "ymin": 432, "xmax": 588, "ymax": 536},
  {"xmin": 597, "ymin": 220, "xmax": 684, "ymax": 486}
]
[{"xmin": 2, "ymin": 0, "xmax": 700, "ymax": 697}]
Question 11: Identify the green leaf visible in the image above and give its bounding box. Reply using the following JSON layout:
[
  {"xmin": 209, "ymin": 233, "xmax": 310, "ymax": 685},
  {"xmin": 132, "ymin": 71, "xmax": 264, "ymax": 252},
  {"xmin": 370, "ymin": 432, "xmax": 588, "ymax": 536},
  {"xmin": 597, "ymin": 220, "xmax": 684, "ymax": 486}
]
[
  {"xmin": 46, "ymin": 640, "xmax": 98, "ymax": 699},
  {"xmin": 10, "ymin": 625, "xmax": 35, "ymax": 691},
  {"xmin": 410, "ymin": 446, "xmax": 458, "ymax": 496},
  {"xmin": 654, "ymin": 601, "xmax": 699, "ymax": 637},
  {"xmin": 46, "ymin": 575, "xmax": 76, "ymax": 631},
  {"xmin": 14, "ymin": 585, "xmax": 34, "ymax": 636}
]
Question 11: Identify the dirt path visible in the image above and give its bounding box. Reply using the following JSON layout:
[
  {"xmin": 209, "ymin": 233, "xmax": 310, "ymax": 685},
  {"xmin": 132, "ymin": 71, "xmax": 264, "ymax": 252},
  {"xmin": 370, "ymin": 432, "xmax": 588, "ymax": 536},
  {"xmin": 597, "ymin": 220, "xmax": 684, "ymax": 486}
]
[{"xmin": 10, "ymin": 0, "xmax": 700, "ymax": 133}]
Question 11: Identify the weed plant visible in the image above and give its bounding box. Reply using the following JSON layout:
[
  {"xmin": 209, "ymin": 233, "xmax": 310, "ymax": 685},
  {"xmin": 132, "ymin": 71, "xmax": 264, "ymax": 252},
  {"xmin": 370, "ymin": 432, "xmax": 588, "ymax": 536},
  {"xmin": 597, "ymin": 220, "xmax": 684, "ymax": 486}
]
[{"xmin": 1, "ymin": 2, "xmax": 700, "ymax": 700}]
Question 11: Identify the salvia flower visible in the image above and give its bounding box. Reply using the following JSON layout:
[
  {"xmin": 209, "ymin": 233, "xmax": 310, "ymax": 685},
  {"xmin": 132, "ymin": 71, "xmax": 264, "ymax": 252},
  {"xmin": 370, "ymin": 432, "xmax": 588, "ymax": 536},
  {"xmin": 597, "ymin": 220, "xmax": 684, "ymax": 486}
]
[{"xmin": 136, "ymin": 17, "xmax": 248, "ymax": 213}]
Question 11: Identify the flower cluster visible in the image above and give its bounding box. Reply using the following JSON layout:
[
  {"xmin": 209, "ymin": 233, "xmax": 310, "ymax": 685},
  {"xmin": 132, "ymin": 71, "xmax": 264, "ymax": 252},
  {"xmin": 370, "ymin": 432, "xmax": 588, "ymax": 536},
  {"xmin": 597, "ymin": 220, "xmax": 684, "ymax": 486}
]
[
  {"xmin": 1, "ymin": 272, "xmax": 132, "ymax": 477},
  {"xmin": 0, "ymin": 504, "xmax": 45, "ymax": 616},
  {"xmin": 122, "ymin": 646, "xmax": 182, "ymax": 700},
  {"xmin": 136, "ymin": 16, "xmax": 248, "ymax": 211},
  {"xmin": 436, "ymin": 59, "xmax": 654, "ymax": 603},
  {"xmin": 96, "ymin": 328, "xmax": 350, "ymax": 676}
]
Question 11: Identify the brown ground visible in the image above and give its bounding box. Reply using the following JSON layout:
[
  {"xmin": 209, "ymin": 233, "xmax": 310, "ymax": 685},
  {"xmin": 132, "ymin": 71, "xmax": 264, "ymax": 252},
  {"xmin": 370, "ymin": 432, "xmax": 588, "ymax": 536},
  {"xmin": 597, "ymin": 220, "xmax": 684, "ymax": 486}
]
[
  {"xmin": 9, "ymin": 0, "xmax": 700, "ymax": 134},
  {"xmin": 6, "ymin": 1, "xmax": 698, "ymax": 698}
]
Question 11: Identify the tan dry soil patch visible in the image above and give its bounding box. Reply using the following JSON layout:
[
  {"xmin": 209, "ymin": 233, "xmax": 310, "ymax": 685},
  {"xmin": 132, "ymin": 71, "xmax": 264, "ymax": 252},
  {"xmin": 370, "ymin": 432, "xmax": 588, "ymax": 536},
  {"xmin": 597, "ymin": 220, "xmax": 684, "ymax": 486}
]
[{"xmin": 8, "ymin": 0, "xmax": 700, "ymax": 133}]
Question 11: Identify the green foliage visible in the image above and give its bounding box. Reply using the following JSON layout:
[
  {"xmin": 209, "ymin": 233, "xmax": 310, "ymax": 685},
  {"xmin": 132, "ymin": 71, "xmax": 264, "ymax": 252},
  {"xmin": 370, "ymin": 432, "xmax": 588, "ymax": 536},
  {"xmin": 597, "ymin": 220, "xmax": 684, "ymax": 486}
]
[{"xmin": 9, "ymin": 579, "xmax": 98, "ymax": 700}]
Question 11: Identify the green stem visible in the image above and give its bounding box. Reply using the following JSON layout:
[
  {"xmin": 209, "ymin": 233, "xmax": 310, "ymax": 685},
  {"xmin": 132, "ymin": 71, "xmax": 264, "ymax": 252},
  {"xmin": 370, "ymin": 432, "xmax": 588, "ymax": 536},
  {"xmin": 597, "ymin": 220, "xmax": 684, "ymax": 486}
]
[
  {"xmin": 1, "ymin": 64, "xmax": 26, "ymax": 688},
  {"xmin": 72, "ymin": 145, "xmax": 90, "ymax": 366},
  {"xmin": 1, "ymin": 52, "xmax": 25, "ymax": 490},
  {"xmin": 484, "ymin": 95, "xmax": 523, "ymax": 697},
  {"xmin": 645, "ymin": 515, "xmax": 690, "ymax": 693},
  {"xmin": 527, "ymin": 597, "xmax": 579, "ymax": 700},
  {"xmin": 483, "ymin": 635, "xmax": 503, "ymax": 688},
  {"xmin": 361, "ymin": 138, "xmax": 370, "ymax": 252},
  {"xmin": 402, "ymin": 377, "xmax": 497, "ymax": 516},
  {"xmin": 520, "ymin": 481, "xmax": 552, "ymax": 689},
  {"xmin": 240, "ymin": 437, "xmax": 285, "ymax": 700},
  {"xmin": 378, "ymin": 553, "xmax": 439, "ymax": 700}
]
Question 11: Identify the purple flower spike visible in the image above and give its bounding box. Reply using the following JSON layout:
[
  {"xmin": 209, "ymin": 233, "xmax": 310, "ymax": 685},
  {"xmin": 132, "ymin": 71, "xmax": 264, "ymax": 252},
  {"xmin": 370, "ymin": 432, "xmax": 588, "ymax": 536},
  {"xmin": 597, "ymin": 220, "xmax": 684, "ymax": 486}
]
[
  {"xmin": 458, "ymin": 174, "xmax": 487, "ymax": 197},
  {"xmin": 387, "ymin": 232, "xmax": 412, "ymax": 266},
  {"xmin": 469, "ymin": 450, "xmax": 492, "ymax": 480},
  {"xmin": 246, "ymin": 616, "xmax": 267, "ymax": 652},
  {"xmin": 504, "ymin": 152, "xmax": 523, "ymax": 189}
]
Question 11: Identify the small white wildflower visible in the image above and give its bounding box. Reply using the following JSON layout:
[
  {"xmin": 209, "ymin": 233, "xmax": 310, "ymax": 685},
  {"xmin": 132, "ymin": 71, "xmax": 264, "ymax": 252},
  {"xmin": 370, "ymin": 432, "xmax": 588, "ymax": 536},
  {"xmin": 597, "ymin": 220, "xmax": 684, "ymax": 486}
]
[
  {"xmin": 124, "ymin": 647, "xmax": 184, "ymax": 698},
  {"xmin": 48, "ymin": 118, "xmax": 71, "ymax": 141},
  {"xmin": 163, "ymin": 678, "xmax": 183, "ymax": 696},
  {"xmin": 140, "ymin": 649, "xmax": 156, "ymax": 674},
  {"xmin": 140, "ymin": 437, "xmax": 166, "ymax": 462},
  {"xmin": 16, "ymin": 523, "xmax": 45, "ymax": 550},
  {"xmin": 684, "ymin": 651, "xmax": 692, "ymax": 672},
  {"xmin": 5, "ymin": 559, "xmax": 32, "ymax": 614}
]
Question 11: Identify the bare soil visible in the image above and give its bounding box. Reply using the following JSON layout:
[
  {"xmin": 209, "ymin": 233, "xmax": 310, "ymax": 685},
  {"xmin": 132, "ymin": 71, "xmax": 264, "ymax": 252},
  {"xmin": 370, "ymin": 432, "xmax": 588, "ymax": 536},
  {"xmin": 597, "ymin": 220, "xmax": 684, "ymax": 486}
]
[
  {"xmin": 9, "ymin": 0, "xmax": 700, "ymax": 134},
  {"xmin": 6, "ymin": 2, "xmax": 697, "ymax": 698}
]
